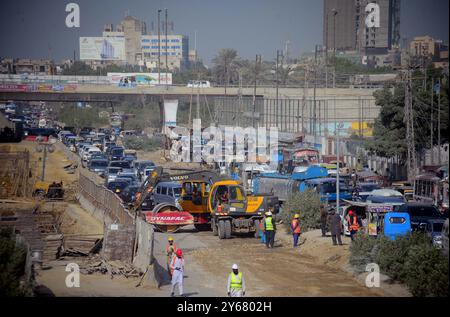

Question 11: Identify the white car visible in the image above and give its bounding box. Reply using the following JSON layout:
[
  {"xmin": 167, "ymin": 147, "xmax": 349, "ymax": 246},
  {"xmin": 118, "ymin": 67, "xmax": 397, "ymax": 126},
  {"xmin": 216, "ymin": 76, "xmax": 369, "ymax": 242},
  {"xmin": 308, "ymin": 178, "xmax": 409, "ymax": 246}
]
[
  {"xmin": 187, "ymin": 80, "xmax": 211, "ymax": 88},
  {"xmin": 82, "ymin": 147, "xmax": 101, "ymax": 161}
]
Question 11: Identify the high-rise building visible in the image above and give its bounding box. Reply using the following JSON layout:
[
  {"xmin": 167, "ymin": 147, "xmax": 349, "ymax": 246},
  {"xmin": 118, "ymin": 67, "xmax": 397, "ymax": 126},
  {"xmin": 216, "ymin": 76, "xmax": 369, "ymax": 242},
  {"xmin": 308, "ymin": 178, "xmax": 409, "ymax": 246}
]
[
  {"xmin": 357, "ymin": 0, "xmax": 401, "ymax": 55},
  {"xmin": 323, "ymin": 0, "xmax": 357, "ymax": 52},
  {"xmin": 117, "ymin": 16, "xmax": 147, "ymax": 65},
  {"xmin": 323, "ymin": 0, "xmax": 401, "ymax": 54},
  {"xmin": 141, "ymin": 34, "xmax": 189, "ymax": 71}
]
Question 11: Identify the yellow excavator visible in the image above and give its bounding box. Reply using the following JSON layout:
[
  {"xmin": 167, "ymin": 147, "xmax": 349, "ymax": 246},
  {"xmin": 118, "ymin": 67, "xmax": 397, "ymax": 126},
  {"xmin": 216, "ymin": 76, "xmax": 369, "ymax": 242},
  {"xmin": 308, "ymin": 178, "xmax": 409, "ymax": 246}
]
[{"xmin": 130, "ymin": 167, "xmax": 279, "ymax": 239}]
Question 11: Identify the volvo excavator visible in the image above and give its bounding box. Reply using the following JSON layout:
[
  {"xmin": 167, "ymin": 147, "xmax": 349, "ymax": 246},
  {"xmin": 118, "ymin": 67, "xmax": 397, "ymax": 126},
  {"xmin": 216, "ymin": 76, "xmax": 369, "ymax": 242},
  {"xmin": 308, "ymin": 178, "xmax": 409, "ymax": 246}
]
[{"xmin": 129, "ymin": 167, "xmax": 279, "ymax": 239}]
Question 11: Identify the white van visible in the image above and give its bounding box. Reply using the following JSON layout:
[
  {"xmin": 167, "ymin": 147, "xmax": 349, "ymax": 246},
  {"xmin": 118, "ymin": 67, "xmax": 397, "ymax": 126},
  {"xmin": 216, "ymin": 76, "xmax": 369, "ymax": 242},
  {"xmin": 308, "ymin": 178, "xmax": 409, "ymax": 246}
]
[{"xmin": 187, "ymin": 80, "xmax": 211, "ymax": 88}]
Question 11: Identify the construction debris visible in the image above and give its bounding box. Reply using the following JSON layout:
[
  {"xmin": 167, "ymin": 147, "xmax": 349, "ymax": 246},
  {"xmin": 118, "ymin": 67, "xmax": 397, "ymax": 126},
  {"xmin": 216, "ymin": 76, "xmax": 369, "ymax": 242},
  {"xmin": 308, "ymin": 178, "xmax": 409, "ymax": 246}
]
[
  {"xmin": 62, "ymin": 235, "xmax": 103, "ymax": 256},
  {"xmin": 80, "ymin": 255, "xmax": 141, "ymax": 279}
]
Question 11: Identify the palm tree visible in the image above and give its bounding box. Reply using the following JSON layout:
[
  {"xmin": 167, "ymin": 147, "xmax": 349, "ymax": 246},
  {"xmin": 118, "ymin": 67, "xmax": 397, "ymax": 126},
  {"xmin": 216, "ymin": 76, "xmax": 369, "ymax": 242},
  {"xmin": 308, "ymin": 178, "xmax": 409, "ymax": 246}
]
[{"xmin": 212, "ymin": 49, "xmax": 239, "ymax": 92}]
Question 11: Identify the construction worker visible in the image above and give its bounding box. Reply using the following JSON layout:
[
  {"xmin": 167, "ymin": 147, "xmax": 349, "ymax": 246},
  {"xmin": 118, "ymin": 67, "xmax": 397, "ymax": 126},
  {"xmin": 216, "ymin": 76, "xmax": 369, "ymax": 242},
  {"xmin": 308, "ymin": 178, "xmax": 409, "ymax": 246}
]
[
  {"xmin": 347, "ymin": 210, "xmax": 361, "ymax": 241},
  {"xmin": 291, "ymin": 214, "xmax": 301, "ymax": 247},
  {"xmin": 166, "ymin": 236, "xmax": 177, "ymax": 276},
  {"xmin": 170, "ymin": 249, "xmax": 185, "ymax": 297},
  {"xmin": 264, "ymin": 211, "xmax": 276, "ymax": 248},
  {"xmin": 259, "ymin": 216, "xmax": 266, "ymax": 244},
  {"xmin": 227, "ymin": 264, "xmax": 246, "ymax": 297}
]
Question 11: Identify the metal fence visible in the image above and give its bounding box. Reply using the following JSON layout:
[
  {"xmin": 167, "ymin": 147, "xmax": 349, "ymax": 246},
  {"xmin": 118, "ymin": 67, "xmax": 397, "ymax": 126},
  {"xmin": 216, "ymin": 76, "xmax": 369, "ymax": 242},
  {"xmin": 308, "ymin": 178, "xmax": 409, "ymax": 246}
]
[
  {"xmin": 78, "ymin": 171, "xmax": 134, "ymax": 226},
  {"xmin": 214, "ymin": 96, "xmax": 379, "ymax": 134}
]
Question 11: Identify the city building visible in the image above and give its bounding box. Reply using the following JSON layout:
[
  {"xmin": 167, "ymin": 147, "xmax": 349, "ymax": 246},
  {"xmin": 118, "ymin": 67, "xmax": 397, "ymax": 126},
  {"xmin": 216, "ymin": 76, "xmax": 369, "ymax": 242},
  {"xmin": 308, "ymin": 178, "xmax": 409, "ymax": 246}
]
[
  {"xmin": 189, "ymin": 49, "xmax": 198, "ymax": 64},
  {"xmin": 323, "ymin": 0, "xmax": 357, "ymax": 52},
  {"xmin": 116, "ymin": 16, "xmax": 147, "ymax": 65},
  {"xmin": 323, "ymin": 0, "xmax": 401, "ymax": 67},
  {"xmin": 409, "ymin": 36, "xmax": 449, "ymax": 69},
  {"xmin": 79, "ymin": 15, "xmax": 189, "ymax": 70},
  {"xmin": 13, "ymin": 59, "xmax": 56, "ymax": 75},
  {"xmin": 410, "ymin": 36, "xmax": 442, "ymax": 58},
  {"xmin": 141, "ymin": 34, "xmax": 189, "ymax": 71}
]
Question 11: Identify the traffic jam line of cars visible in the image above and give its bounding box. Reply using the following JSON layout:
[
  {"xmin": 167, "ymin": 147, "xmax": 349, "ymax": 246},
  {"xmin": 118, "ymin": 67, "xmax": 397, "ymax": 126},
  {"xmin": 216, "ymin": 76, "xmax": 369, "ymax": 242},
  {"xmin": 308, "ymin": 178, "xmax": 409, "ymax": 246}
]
[{"xmin": 58, "ymin": 129, "xmax": 178, "ymax": 211}]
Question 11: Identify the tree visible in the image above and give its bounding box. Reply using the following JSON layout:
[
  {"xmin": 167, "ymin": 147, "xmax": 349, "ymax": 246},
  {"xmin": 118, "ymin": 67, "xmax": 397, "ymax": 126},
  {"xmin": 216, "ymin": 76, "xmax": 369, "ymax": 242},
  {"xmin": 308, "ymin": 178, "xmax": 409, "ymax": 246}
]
[
  {"xmin": 62, "ymin": 61, "xmax": 97, "ymax": 76},
  {"xmin": 0, "ymin": 228, "xmax": 28, "ymax": 296},
  {"xmin": 212, "ymin": 49, "xmax": 239, "ymax": 86},
  {"xmin": 365, "ymin": 66, "xmax": 448, "ymax": 159}
]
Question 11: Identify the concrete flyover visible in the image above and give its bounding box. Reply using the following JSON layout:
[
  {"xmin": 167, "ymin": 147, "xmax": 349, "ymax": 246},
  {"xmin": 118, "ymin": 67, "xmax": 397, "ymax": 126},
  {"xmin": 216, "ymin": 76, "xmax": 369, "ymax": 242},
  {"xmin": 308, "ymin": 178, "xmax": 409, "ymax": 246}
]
[{"xmin": 0, "ymin": 83, "xmax": 378, "ymax": 102}]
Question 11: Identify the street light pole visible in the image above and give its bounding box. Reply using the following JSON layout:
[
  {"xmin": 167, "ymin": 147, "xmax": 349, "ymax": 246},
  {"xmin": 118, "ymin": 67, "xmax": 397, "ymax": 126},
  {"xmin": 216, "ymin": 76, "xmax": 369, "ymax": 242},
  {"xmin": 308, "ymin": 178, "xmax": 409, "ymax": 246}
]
[
  {"xmin": 332, "ymin": 9, "xmax": 338, "ymax": 89},
  {"xmin": 336, "ymin": 122, "xmax": 343, "ymax": 213},
  {"xmin": 165, "ymin": 8, "xmax": 168, "ymax": 86},
  {"xmin": 157, "ymin": 9, "xmax": 162, "ymax": 85}
]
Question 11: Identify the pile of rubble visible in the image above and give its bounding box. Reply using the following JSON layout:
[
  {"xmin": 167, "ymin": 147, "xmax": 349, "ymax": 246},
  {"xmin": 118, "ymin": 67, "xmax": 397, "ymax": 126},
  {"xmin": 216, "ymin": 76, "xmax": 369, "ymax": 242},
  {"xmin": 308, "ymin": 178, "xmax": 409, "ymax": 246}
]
[{"xmin": 79, "ymin": 255, "xmax": 141, "ymax": 279}]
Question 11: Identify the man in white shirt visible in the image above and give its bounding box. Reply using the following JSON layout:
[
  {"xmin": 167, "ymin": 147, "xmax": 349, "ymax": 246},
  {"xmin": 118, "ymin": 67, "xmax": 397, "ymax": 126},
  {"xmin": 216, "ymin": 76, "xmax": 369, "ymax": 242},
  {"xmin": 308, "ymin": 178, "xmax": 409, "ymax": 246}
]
[{"xmin": 170, "ymin": 249, "xmax": 185, "ymax": 297}]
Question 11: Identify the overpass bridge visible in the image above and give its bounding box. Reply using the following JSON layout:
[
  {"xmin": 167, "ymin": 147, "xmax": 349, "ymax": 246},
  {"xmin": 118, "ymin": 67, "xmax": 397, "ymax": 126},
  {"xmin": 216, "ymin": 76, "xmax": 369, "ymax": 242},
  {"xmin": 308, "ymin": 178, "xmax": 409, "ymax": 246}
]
[{"xmin": 0, "ymin": 80, "xmax": 380, "ymax": 135}]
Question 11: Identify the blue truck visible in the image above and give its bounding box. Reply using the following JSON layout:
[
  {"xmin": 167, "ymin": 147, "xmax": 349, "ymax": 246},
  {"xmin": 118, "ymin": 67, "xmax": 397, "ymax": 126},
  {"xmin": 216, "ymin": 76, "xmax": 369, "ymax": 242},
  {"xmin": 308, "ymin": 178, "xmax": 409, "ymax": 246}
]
[{"xmin": 252, "ymin": 166, "xmax": 352, "ymax": 203}]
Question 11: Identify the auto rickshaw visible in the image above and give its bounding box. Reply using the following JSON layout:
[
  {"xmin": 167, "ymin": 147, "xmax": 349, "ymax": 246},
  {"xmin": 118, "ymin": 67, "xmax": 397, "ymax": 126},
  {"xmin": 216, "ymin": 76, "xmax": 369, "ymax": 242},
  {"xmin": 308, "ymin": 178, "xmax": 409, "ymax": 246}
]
[{"xmin": 383, "ymin": 212, "xmax": 412, "ymax": 241}]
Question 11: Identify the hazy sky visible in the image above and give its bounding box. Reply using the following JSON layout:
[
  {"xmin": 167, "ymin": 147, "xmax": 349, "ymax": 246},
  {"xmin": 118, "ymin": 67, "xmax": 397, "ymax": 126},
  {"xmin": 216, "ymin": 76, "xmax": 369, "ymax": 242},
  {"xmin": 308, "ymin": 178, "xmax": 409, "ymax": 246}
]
[{"xmin": 0, "ymin": 0, "xmax": 448, "ymax": 66}]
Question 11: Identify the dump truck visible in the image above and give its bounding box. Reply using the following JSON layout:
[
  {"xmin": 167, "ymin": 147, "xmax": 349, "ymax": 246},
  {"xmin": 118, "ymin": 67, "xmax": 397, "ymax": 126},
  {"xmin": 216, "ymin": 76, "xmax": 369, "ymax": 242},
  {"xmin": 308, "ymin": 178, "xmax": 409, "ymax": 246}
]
[{"xmin": 130, "ymin": 167, "xmax": 279, "ymax": 238}]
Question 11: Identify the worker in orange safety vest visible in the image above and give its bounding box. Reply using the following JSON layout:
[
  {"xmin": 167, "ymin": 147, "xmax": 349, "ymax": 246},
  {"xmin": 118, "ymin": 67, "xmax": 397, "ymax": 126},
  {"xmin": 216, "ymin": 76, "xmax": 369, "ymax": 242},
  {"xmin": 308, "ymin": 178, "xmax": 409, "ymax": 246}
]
[{"xmin": 347, "ymin": 210, "xmax": 361, "ymax": 241}]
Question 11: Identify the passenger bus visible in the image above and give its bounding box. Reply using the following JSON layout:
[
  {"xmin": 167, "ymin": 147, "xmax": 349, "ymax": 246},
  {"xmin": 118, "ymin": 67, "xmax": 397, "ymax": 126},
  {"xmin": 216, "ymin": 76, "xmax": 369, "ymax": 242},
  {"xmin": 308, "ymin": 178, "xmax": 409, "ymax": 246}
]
[{"xmin": 414, "ymin": 173, "xmax": 449, "ymax": 214}]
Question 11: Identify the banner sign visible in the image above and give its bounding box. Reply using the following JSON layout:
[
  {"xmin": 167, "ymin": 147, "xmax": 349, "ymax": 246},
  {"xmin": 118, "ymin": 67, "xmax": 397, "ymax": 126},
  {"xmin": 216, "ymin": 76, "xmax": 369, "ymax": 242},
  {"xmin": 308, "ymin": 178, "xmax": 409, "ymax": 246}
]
[
  {"xmin": 80, "ymin": 37, "xmax": 125, "ymax": 61},
  {"xmin": 108, "ymin": 72, "xmax": 172, "ymax": 85},
  {"xmin": 145, "ymin": 211, "xmax": 194, "ymax": 226},
  {"xmin": 0, "ymin": 84, "xmax": 29, "ymax": 92},
  {"xmin": 164, "ymin": 99, "xmax": 179, "ymax": 127}
]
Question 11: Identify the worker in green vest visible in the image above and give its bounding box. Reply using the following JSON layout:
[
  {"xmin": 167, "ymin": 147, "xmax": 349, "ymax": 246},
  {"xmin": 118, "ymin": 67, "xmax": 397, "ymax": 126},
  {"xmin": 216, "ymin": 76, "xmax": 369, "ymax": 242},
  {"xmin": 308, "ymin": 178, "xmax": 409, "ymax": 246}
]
[
  {"xmin": 227, "ymin": 264, "xmax": 246, "ymax": 297},
  {"xmin": 264, "ymin": 210, "xmax": 276, "ymax": 248}
]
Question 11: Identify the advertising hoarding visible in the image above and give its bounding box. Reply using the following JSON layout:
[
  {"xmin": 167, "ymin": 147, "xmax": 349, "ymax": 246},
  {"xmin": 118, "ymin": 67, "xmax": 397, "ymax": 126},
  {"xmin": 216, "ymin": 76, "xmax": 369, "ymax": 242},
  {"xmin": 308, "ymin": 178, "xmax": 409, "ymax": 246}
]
[
  {"xmin": 80, "ymin": 37, "xmax": 125, "ymax": 61},
  {"xmin": 164, "ymin": 99, "xmax": 179, "ymax": 127},
  {"xmin": 107, "ymin": 72, "xmax": 172, "ymax": 85}
]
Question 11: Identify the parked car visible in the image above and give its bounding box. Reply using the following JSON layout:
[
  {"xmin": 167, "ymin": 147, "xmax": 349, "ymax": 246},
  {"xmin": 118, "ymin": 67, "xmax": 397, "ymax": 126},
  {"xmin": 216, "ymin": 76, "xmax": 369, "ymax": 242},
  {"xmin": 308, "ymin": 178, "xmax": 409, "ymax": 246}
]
[
  {"xmin": 107, "ymin": 179, "xmax": 131, "ymax": 195},
  {"xmin": 106, "ymin": 167, "xmax": 122, "ymax": 183},
  {"xmin": 119, "ymin": 184, "xmax": 141, "ymax": 205},
  {"xmin": 88, "ymin": 159, "xmax": 109, "ymax": 176},
  {"xmin": 83, "ymin": 147, "xmax": 102, "ymax": 161},
  {"xmin": 152, "ymin": 182, "xmax": 182, "ymax": 209},
  {"xmin": 103, "ymin": 141, "xmax": 116, "ymax": 153},
  {"xmin": 108, "ymin": 146, "xmax": 125, "ymax": 161},
  {"xmin": 187, "ymin": 80, "xmax": 211, "ymax": 88},
  {"xmin": 134, "ymin": 160, "xmax": 156, "ymax": 180},
  {"xmin": 116, "ymin": 171, "xmax": 139, "ymax": 185},
  {"xmin": 394, "ymin": 203, "xmax": 447, "ymax": 232},
  {"xmin": 425, "ymin": 218, "xmax": 446, "ymax": 248},
  {"xmin": 89, "ymin": 153, "xmax": 108, "ymax": 161}
]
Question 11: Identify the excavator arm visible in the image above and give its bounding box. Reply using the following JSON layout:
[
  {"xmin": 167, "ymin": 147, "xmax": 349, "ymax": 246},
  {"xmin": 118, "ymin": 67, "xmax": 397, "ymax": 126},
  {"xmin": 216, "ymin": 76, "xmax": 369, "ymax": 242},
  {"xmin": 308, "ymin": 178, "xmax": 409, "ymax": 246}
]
[{"xmin": 130, "ymin": 167, "xmax": 228, "ymax": 215}]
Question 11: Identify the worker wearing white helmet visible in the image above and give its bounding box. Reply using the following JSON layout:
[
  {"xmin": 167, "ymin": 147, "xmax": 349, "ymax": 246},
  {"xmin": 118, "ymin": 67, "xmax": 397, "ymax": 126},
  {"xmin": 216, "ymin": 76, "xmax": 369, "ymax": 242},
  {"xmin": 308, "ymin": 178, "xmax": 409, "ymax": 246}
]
[
  {"xmin": 264, "ymin": 209, "xmax": 276, "ymax": 248},
  {"xmin": 227, "ymin": 264, "xmax": 246, "ymax": 297}
]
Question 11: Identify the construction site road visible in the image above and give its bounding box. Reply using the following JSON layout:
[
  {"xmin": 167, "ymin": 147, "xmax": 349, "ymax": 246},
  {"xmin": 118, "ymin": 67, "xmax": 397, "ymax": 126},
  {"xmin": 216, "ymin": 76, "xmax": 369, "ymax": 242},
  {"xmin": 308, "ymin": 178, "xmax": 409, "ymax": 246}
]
[{"xmin": 152, "ymin": 226, "xmax": 386, "ymax": 297}]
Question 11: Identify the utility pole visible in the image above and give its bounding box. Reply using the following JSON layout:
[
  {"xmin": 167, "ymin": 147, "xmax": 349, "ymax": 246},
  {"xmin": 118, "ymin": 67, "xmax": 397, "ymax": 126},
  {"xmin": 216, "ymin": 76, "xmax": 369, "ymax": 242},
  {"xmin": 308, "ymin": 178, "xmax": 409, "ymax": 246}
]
[
  {"xmin": 165, "ymin": 8, "xmax": 168, "ymax": 86},
  {"xmin": 431, "ymin": 77, "xmax": 434, "ymax": 165},
  {"xmin": 253, "ymin": 54, "xmax": 262, "ymax": 128},
  {"xmin": 157, "ymin": 9, "xmax": 162, "ymax": 85},
  {"xmin": 438, "ymin": 78, "xmax": 441, "ymax": 165},
  {"xmin": 404, "ymin": 69, "xmax": 416, "ymax": 180},
  {"xmin": 336, "ymin": 122, "xmax": 343, "ymax": 213},
  {"xmin": 276, "ymin": 50, "xmax": 282, "ymax": 128},
  {"xmin": 313, "ymin": 45, "xmax": 318, "ymax": 140},
  {"xmin": 332, "ymin": 9, "xmax": 338, "ymax": 89}
]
